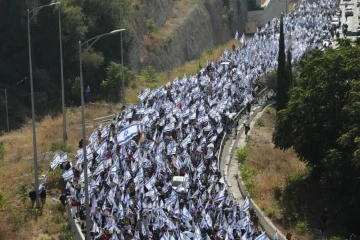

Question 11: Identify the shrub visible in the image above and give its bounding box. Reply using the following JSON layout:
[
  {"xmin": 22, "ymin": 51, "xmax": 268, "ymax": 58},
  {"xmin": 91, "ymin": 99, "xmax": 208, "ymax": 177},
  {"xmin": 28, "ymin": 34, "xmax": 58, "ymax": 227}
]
[
  {"xmin": 240, "ymin": 165, "xmax": 258, "ymax": 182},
  {"xmin": 235, "ymin": 147, "xmax": 248, "ymax": 164},
  {"xmin": 265, "ymin": 206, "xmax": 276, "ymax": 218},
  {"xmin": 50, "ymin": 142, "xmax": 73, "ymax": 153},
  {"xmin": 0, "ymin": 191, "xmax": 8, "ymax": 211},
  {"xmin": 295, "ymin": 221, "xmax": 309, "ymax": 235},
  {"xmin": 146, "ymin": 19, "xmax": 158, "ymax": 34},
  {"xmin": 0, "ymin": 140, "xmax": 5, "ymax": 160},
  {"xmin": 256, "ymin": 118, "xmax": 265, "ymax": 127}
]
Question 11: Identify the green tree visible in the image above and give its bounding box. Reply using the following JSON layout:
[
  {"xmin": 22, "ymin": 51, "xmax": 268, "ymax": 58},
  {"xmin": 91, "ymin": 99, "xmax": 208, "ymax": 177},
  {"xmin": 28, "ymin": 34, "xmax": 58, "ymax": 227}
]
[
  {"xmin": 140, "ymin": 66, "xmax": 158, "ymax": 83},
  {"xmin": 100, "ymin": 62, "xmax": 134, "ymax": 102},
  {"xmin": 146, "ymin": 19, "xmax": 158, "ymax": 34},
  {"xmin": 277, "ymin": 15, "xmax": 287, "ymax": 111},
  {"xmin": 286, "ymin": 49, "xmax": 293, "ymax": 88},
  {"xmin": 273, "ymin": 45, "xmax": 360, "ymax": 232}
]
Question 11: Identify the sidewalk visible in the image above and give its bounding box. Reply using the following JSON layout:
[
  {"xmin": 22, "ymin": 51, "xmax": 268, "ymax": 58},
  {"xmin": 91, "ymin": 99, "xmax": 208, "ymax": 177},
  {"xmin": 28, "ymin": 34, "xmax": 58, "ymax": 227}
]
[{"xmin": 220, "ymin": 99, "xmax": 275, "ymax": 205}]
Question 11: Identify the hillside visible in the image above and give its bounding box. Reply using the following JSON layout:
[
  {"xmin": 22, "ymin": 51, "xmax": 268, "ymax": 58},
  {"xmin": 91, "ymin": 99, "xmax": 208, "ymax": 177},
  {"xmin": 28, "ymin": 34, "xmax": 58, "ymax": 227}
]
[{"xmin": 0, "ymin": 0, "xmax": 248, "ymax": 133}]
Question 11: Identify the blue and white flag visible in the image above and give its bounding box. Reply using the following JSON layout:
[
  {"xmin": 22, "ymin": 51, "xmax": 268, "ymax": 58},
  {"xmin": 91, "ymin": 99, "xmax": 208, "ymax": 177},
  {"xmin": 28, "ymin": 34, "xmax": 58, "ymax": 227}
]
[
  {"xmin": 255, "ymin": 232, "xmax": 267, "ymax": 240},
  {"xmin": 214, "ymin": 188, "xmax": 225, "ymax": 202},
  {"xmin": 274, "ymin": 231, "xmax": 279, "ymax": 240},
  {"xmin": 205, "ymin": 213, "xmax": 213, "ymax": 228},
  {"xmin": 138, "ymin": 88, "xmax": 150, "ymax": 101},
  {"xmin": 145, "ymin": 175, "xmax": 156, "ymax": 190},
  {"xmin": 50, "ymin": 154, "xmax": 60, "ymax": 170},
  {"xmin": 62, "ymin": 168, "xmax": 73, "ymax": 180},
  {"xmin": 241, "ymin": 197, "xmax": 250, "ymax": 212},
  {"xmin": 117, "ymin": 123, "xmax": 140, "ymax": 146}
]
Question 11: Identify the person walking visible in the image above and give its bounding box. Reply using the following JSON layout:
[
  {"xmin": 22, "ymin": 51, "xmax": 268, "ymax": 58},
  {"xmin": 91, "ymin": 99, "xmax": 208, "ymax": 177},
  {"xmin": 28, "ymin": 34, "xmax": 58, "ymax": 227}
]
[
  {"xmin": 39, "ymin": 186, "xmax": 47, "ymax": 210},
  {"xmin": 29, "ymin": 188, "xmax": 36, "ymax": 208}
]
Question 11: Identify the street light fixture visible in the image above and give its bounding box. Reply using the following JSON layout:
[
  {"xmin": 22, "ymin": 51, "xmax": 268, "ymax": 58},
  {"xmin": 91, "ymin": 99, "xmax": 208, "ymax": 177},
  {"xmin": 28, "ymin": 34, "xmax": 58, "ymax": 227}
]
[
  {"xmin": 78, "ymin": 29, "xmax": 124, "ymax": 240},
  {"xmin": 27, "ymin": 1, "xmax": 60, "ymax": 209}
]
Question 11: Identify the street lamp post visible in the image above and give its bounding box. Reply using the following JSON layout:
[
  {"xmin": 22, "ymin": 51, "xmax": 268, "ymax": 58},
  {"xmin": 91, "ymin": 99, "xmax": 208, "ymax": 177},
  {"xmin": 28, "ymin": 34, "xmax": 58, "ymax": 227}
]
[
  {"xmin": 79, "ymin": 29, "xmax": 124, "ymax": 239},
  {"xmin": 27, "ymin": 2, "xmax": 60, "ymax": 209}
]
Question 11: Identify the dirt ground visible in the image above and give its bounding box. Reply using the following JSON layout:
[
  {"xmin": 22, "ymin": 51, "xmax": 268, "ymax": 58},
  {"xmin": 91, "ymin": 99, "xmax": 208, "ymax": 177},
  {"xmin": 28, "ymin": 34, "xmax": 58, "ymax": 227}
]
[{"xmin": 246, "ymin": 105, "xmax": 343, "ymax": 240}]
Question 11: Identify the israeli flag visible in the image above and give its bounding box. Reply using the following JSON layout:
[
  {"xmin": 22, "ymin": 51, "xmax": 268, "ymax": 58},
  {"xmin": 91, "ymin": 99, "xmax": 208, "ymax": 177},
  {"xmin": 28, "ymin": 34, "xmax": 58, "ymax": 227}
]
[
  {"xmin": 274, "ymin": 231, "xmax": 279, "ymax": 240},
  {"xmin": 145, "ymin": 175, "xmax": 156, "ymax": 190},
  {"xmin": 241, "ymin": 197, "xmax": 250, "ymax": 212},
  {"xmin": 59, "ymin": 152, "xmax": 68, "ymax": 164},
  {"xmin": 62, "ymin": 168, "xmax": 73, "ymax": 181},
  {"xmin": 138, "ymin": 88, "xmax": 150, "ymax": 101},
  {"xmin": 117, "ymin": 123, "xmax": 140, "ymax": 146},
  {"xmin": 255, "ymin": 232, "xmax": 267, "ymax": 240},
  {"xmin": 204, "ymin": 149, "xmax": 214, "ymax": 159},
  {"xmin": 205, "ymin": 213, "xmax": 213, "ymax": 228},
  {"xmin": 214, "ymin": 188, "xmax": 225, "ymax": 202},
  {"xmin": 50, "ymin": 154, "xmax": 60, "ymax": 170},
  {"xmin": 167, "ymin": 141, "xmax": 177, "ymax": 156},
  {"xmin": 181, "ymin": 206, "xmax": 192, "ymax": 222}
]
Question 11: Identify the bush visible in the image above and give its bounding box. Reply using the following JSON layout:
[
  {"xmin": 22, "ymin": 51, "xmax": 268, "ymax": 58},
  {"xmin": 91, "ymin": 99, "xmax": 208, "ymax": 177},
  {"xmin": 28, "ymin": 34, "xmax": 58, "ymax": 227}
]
[
  {"xmin": 146, "ymin": 19, "xmax": 158, "ymax": 34},
  {"xmin": 295, "ymin": 221, "xmax": 309, "ymax": 235},
  {"xmin": 0, "ymin": 140, "xmax": 5, "ymax": 160},
  {"xmin": 256, "ymin": 118, "xmax": 265, "ymax": 127},
  {"xmin": 50, "ymin": 142, "xmax": 73, "ymax": 153},
  {"xmin": 235, "ymin": 147, "xmax": 248, "ymax": 164},
  {"xmin": 0, "ymin": 191, "xmax": 8, "ymax": 211},
  {"xmin": 240, "ymin": 165, "xmax": 258, "ymax": 182},
  {"xmin": 141, "ymin": 66, "xmax": 159, "ymax": 83},
  {"xmin": 265, "ymin": 206, "xmax": 276, "ymax": 218}
]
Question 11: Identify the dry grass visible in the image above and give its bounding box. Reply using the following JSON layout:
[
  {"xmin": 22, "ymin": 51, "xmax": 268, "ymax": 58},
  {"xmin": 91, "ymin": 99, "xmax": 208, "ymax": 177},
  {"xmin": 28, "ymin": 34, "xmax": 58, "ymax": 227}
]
[
  {"xmin": 246, "ymin": 106, "xmax": 309, "ymax": 239},
  {"xmin": 0, "ymin": 103, "xmax": 123, "ymax": 239}
]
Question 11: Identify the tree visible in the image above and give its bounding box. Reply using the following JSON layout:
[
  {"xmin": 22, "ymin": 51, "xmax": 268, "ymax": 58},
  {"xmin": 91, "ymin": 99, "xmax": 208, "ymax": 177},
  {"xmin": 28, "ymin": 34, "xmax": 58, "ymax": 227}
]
[
  {"xmin": 273, "ymin": 45, "xmax": 360, "ymax": 231},
  {"xmin": 286, "ymin": 49, "xmax": 293, "ymax": 88},
  {"xmin": 100, "ymin": 62, "xmax": 134, "ymax": 102},
  {"xmin": 277, "ymin": 14, "xmax": 287, "ymax": 111},
  {"xmin": 273, "ymin": 46, "xmax": 360, "ymax": 176}
]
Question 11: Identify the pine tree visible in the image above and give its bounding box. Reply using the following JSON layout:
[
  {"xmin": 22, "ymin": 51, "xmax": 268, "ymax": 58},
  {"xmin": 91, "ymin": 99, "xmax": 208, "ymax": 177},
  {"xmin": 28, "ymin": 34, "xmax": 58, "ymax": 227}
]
[{"xmin": 277, "ymin": 14, "xmax": 286, "ymax": 111}]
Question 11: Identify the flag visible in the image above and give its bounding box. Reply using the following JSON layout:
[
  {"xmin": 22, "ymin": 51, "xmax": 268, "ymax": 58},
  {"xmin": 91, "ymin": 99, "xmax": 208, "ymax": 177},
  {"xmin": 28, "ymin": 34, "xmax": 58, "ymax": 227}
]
[
  {"xmin": 235, "ymin": 31, "xmax": 239, "ymax": 40},
  {"xmin": 62, "ymin": 168, "xmax": 74, "ymax": 181},
  {"xmin": 138, "ymin": 88, "xmax": 150, "ymax": 101},
  {"xmin": 240, "ymin": 33, "xmax": 246, "ymax": 45},
  {"xmin": 50, "ymin": 154, "xmax": 60, "ymax": 170},
  {"xmin": 214, "ymin": 188, "xmax": 225, "ymax": 202},
  {"xmin": 205, "ymin": 213, "xmax": 213, "ymax": 228},
  {"xmin": 117, "ymin": 123, "xmax": 140, "ymax": 146},
  {"xmin": 145, "ymin": 175, "xmax": 156, "ymax": 190},
  {"xmin": 255, "ymin": 232, "xmax": 267, "ymax": 240},
  {"xmin": 274, "ymin": 230, "xmax": 279, "ymax": 240},
  {"xmin": 241, "ymin": 197, "xmax": 250, "ymax": 212}
]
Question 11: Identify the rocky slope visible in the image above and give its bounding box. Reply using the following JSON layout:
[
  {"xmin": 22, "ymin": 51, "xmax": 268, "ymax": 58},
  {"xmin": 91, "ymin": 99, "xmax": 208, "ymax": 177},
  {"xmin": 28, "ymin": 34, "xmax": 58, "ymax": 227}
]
[{"xmin": 128, "ymin": 0, "xmax": 248, "ymax": 72}]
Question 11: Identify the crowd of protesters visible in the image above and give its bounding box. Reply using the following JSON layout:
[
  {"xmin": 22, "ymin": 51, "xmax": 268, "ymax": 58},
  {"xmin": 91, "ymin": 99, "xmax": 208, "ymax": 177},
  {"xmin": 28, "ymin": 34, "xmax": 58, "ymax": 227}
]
[{"xmin": 50, "ymin": 0, "xmax": 340, "ymax": 239}]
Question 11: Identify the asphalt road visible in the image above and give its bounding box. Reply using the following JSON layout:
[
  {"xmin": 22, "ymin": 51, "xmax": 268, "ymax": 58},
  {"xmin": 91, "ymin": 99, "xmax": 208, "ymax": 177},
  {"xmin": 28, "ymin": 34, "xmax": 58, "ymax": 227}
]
[{"xmin": 339, "ymin": 0, "xmax": 360, "ymax": 38}]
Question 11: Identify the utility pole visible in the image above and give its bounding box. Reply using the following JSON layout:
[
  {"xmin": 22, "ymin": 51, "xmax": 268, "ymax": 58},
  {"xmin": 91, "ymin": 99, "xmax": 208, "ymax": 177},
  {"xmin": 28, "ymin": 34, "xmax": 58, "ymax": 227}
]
[{"xmin": 119, "ymin": 0, "xmax": 126, "ymax": 109}]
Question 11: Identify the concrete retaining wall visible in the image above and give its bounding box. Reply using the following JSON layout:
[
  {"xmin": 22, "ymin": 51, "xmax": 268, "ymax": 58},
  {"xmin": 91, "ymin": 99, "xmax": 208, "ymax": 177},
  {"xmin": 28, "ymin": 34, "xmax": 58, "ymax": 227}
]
[
  {"xmin": 236, "ymin": 104, "xmax": 287, "ymax": 240},
  {"xmin": 248, "ymin": 0, "xmax": 287, "ymax": 28},
  {"xmin": 66, "ymin": 204, "xmax": 85, "ymax": 240}
]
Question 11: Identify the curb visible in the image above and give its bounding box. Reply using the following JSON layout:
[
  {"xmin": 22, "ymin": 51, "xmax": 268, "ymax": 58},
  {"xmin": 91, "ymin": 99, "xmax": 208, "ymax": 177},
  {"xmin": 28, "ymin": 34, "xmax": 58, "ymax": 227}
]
[{"xmin": 235, "ymin": 103, "xmax": 287, "ymax": 240}]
